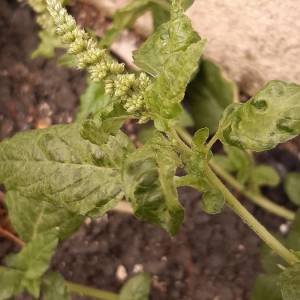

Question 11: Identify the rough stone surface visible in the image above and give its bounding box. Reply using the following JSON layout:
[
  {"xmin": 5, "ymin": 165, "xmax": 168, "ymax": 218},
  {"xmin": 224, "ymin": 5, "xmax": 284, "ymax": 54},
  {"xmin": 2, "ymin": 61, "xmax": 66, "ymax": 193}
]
[{"xmin": 83, "ymin": 0, "xmax": 300, "ymax": 95}]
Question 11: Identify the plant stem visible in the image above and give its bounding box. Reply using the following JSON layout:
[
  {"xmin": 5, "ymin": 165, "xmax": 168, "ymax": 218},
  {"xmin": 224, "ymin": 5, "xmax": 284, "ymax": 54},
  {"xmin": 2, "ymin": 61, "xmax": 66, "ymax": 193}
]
[
  {"xmin": 0, "ymin": 228, "xmax": 25, "ymax": 247},
  {"xmin": 204, "ymin": 164, "xmax": 299, "ymax": 265},
  {"xmin": 209, "ymin": 161, "xmax": 295, "ymax": 221},
  {"xmin": 205, "ymin": 131, "xmax": 219, "ymax": 150},
  {"xmin": 175, "ymin": 126, "xmax": 295, "ymax": 220},
  {"xmin": 67, "ymin": 282, "xmax": 118, "ymax": 300},
  {"xmin": 0, "ymin": 265, "xmax": 118, "ymax": 300}
]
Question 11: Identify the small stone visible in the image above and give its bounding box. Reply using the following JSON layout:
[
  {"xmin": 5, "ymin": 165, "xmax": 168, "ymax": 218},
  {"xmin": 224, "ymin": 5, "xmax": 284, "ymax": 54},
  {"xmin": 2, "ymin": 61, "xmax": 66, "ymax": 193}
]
[{"xmin": 116, "ymin": 265, "xmax": 128, "ymax": 282}]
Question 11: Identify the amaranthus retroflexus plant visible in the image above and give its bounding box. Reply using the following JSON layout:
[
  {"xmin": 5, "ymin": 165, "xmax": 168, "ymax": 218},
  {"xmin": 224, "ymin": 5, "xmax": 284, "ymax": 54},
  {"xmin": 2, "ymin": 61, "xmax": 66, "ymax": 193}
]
[{"xmin": 1, "ymin": 0, "xmax": 300, "ymax": 299}]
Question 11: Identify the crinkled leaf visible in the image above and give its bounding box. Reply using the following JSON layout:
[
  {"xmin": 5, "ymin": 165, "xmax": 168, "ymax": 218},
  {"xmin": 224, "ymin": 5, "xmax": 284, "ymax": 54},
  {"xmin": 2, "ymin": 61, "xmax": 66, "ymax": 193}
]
[
  {"xmin": 146, "ymin": 40, "xmax": 206, "ymax": 131},
  {"xmin": 133, "ymin": 4, "xmax": 201, "ymax": 77},
  {"xmin": 185, "ymin": 153, "xmax": 206, "ymax": 176},
  {"xmin": 122, "ymin": 132, "xmax": 184, "ymax": 236},
  {"xmin": 250, "ymin": 165, "xmax": 280, "ymax": 187},
  {"xmin": 251, "ymin": 274, "xmax": 282, "ymax": 300},
  {"xmin": 0, "ymin": 269, "xmax": 24, "ymax": 300},
  {"xmin": 118, "ymin": 273, "xmax": 151, "ymax": 300},
  {"xmin": 278, "ymin": 263, "xmax": 300, "ymax": 300},
  {"xmin": 81, "ymin": 101, "xmax": 130, "ymax": 145},
  {"xmin": 6, "ymin": 190, "xmax": 83, "ymax": 243},
  {"xmin": 219, "ymin": 80, "xmax": 300, "ymax": 152},
  {"xmin": 14, "ymin": 233, "xmax": 58, "ymax": 279},
  {"xmin": 0, "ymin": 123, "xmax": 135, "ymax": 217},
  {"xmin": 286, "ymin": 209, "xmax": 300, "ymax": 252},
  {"xmin": 31, "ymin": 30, "xmax": 65, "ymax": 59},
  {"xmin": 42, "ymin": 273, "xmax": 70, "ymax": 300},
  {"xmin": 187, "ymin": 59, "xmax": 237, "ymax": 134},
  {"xmin": 284, "ymin": 173, "xmax": 300, "ymax": 206},
  {"xmin": 58, "ymin": 53, "xmax": 77, "ymax": 68},
  {"xmin": 202, "ymin": 188, "xmax": 225, "ymax": 214},
  {"xmin": 76, "ymin": 79, "xmax": 112, "ymax": 123}
]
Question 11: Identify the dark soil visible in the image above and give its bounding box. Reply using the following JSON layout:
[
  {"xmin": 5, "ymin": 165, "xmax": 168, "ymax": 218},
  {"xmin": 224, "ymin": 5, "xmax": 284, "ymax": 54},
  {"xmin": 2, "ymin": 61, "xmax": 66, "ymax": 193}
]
[{"xmin": 0, "ymin": 1, "xmax": 299, "ymax": 300}]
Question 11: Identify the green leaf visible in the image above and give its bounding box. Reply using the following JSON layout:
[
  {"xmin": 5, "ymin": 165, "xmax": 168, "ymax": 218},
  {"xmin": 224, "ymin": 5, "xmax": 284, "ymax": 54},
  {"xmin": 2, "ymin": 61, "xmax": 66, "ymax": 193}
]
[
  {"xmin": 118, "ymin": 273, "xmax": 151, "ymax": 300},
  {"xmin": 0, "ymin": 269, "xmax": 24, "ymax": 300},
  {"xmin": 192, "ymin": 128, "xmax": 209, "ymax": 150},
  {"xmin": 201, "ymin": 188, "xmax": 225, "ymax": 214},
  {"xmin": 173, "ymin": 0, "xmax": 194, "ymax": 10},
  {"xmin": 6, "ymin": 190, "xmax": 83, "ymax": 243},
  {"xmin": 133, "ymin": 5, "xmax": 201, "ymax": 77},
  {"xmin": 152, "ymin": 4, "xmax": 170, "ymax": 31},
  {"xmin": 31, "ymin": 30, "xmax": 65, "ymax": 59},
  {"xmin": 277, "ymin": 263, "xmax": 300, "ymax": 300},
  {"xmin": 211, "ymin": 155, "xmax": 236, "ymax": 173},
  {"xmin": 76, "ymin": 79, "xmax": 112, "ymax": 123},
  {"xmin": 175, "ymin": 174, "xmax": 208, "ymax": 191},
  {"xmin": 250, "ymin": 165, "xmax": 280, "ymax": 187},
  {"xmin": 219, "ymin": 80, "xmax": 300, "ymax": 151},
  {"xmin": 0, "ymin": 123, "xmax": 135, "ymax": 217},
  {"xmin": 23, "ymin": 277, "xmax": 40, "ymax": 298},
  {"xmin": 15, "ymin": 233, "xmax": 58, "ymax": 279},
  {"xmin": 81, "ymin": 101, "xmax": 130, "ymax": 145},
  {"xmin": 187, "ymin": 59, "xmax": 237, "ymax": 134},
  {"xmin": 284, "ymin": 173, "xmax": 300, "ymax": 206},
  {"xmin": 42, "ymin": 273, "xmax": 70, "ymax": 300},
  {"xmin": 177, "ymin": 106, "xmax": 195, "ymax": 127},
  {"xmin": 286, "ymin": 209, "xmax": 300, "ymax": 252},
  {"xmin": 251, "ymin": 274, "xmax": 282, "ymax": 300},
  {"xmin": 99, "ymin": 28, "xmax": 120, "ymax": 49},
  {"xmin": 58, "ymin": 53, "xmax": 77, "ymax": 68},
  {"xmin": 122, "ymin": 132, "xmax": 184, "ymax": 236},
  {"xmin": 146, "ymin": 40, "xmax": 206, "ymax": 131},
  {"xmin": 260, "ymin": 236, "xmax": 288, "ymax": 274}
]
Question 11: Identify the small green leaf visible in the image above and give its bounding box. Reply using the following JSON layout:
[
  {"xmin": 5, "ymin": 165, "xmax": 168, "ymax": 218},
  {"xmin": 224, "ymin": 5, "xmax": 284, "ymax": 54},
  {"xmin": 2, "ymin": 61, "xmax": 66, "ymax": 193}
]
[
  {"xmin": 185, "ymin": 153, "xmax": 206, "ymax": 176},
  {"xmin": 211, "ymin": 155, "xmax": 236, "ymax": 173},
  {"xmin": 286, "ymin": 209, "xmax": 300, "ymax": 252},
  {"xmin": 187, "ymin": 59, "xmax": 237, "ymax": 134},
  {"xmin": 81, "ymin": 101, "xmax": 130, "ymax": 145},
  {"xmin": 76, "ymin": 79, "xmax": 112, "ymax": 123},
  {"xmin": 6, "ymin": 190, "xmax": 83, "ymax": 243},
  {"xmin": 175, "ymin": 174, "xmax": 208, "ymax": 191},
  {"xmin": 16, "ymin": 233, "xmax": 58, "ymax": 279},
  {"xmin": 251, "ymin": 274, "xmax": 282, "ymax": 300},
  {"xmin": 219, "ymin": 80, "xmax": 300, "ymax": 151},
  {"xmin": 250, "ymin": 165, "xmax": 280, "ymax": 187},
  {"xmin": 23, "ymin": 277, "xmax": 40, "ymax": 298},
  {"xmin": 0, "ymin": 269, "xmax": 24, "ymax": 300},
  {"xmin": 118, "ymin": 273, "xmax": 151, "ymax": 300},
  {"xmin": 133, "ymin": 4, "xmax": 201, "ymax": 77},
  {"xmin": 192, "ymin": 128, "xmax": 209, "ymax": 150},
  {"xmin": 277, "ymin": 263, "xmax": 300, "ymax": 300},
  {"xmin": 173, "ymin": 0, "xmax": 194, "ymax": 10},
  {"xmin": 99, "ymin": 28, "xmax": 120, "ymax": 49},
  {"xmin": 42, "ymin": 273, "xmax": 70, "ymax": 300},
  {"xmin": 177, "ymin": 106, "xmax": 195, "ymax": 127},
  {"xmin": 137, "ymin": 127, "xmax": 155, "ymax": 143},
  {"xmin": 202, "ymin": 188, "xmax": 225, "ymax": 214},
  {"xmin": 31, "ymin": 30, "xmax": 65, "ymax": 59},
  {"xmin": 284, "ymin": 173, "xmax": 300, "ymax": 206},
  {"xmin": 0, "ymin": 124, "xmax": 135, "ymax": 217},
  {"xmin": 58, "ymin": 53, "xmax": 77, "ymax": 68},
  {"xmin": 122, "ymin": 132, "xmax": 184, "ymax": 236}
]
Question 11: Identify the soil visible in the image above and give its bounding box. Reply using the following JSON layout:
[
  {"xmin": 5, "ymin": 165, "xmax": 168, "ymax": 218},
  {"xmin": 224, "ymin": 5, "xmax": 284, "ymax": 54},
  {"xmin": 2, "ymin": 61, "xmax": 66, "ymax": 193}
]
[{"xmin": 0, "ymin": 1, "xmax": 299, "ymax": 300}]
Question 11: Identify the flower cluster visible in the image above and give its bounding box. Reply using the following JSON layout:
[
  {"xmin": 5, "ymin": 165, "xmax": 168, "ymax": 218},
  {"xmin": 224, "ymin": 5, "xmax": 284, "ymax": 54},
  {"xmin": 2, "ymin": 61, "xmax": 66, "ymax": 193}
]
[{"xmin": 47, "ymin": 0, "xmax": 152, "ymax": 123}]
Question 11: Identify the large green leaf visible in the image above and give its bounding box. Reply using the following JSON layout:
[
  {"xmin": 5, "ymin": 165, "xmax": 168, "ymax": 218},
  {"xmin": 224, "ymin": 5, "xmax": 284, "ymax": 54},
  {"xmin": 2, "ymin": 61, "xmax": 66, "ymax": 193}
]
[
  {"xmin": 122, "ymin": 132, "xmax": 184, "ymax": 236},
  {"xmin": 284, "ymin": 173, "xmax": 300, "ymax": 206},
  {"xmin": 251, "ymin": 274, "xmax": 282, "ymax": 300},
  {"xmin": 277, "ymin": 263, "xmax": 300, "ymax": 300},
  {"xmin": 0, "ymin": 124, "xmax": 135, "ymax": 217},
  {"xmin": 187, "ymin": 59, "xmax": 237, "ymax": 134},
  {"xmin": 41, "ymin": 273, "xmax": 70, "ymax": 300},
  {"xmin": 12, "ymin": 233, "xmax": 58, "ymax": 279},
  {"xmin": 219, "ymin": 80, "xmax": 300, "ymax": 151},
  {"xmin": 81, "ymin": 101, "xmax": 130, "ymax": 146},
  {"xmin": 0, "ymin": 269, "xmax": 24, "ymax": 300},
  {"xmin": 133, "ymin": 4, "xmax": 201, "ymax": 77},
  {"xmin": 6, "ymin": 191, "xmax": 83, "ymax": 243},
  {"xmin": 152, "ymin": 4, "xmax": 170, "ymax": 31},
  {"xmin": 76, "ymin": 79, "xmax": 112, "ymax": 123},
  {"xmin": 118, "ymin": 273, "xmax": 151, "ymax": 300}
]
